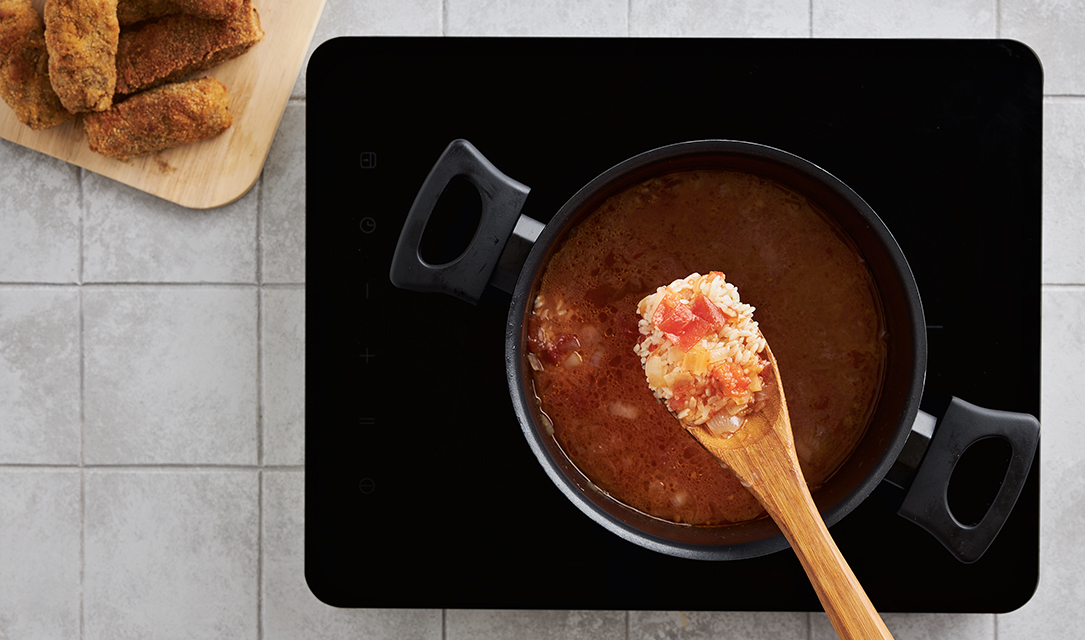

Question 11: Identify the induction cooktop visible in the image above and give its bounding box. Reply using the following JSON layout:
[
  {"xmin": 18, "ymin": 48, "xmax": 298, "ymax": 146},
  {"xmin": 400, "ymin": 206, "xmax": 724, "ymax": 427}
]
[{"xmin": 305, "ymin": 37, "xmax": 1041, "ymax": 612}]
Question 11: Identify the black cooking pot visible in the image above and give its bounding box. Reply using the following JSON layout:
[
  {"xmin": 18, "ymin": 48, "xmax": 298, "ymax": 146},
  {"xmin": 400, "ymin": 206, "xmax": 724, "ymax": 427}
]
[{"xmin": 390, "ymin": 139, "xmax": 1040, "ymax": 564}]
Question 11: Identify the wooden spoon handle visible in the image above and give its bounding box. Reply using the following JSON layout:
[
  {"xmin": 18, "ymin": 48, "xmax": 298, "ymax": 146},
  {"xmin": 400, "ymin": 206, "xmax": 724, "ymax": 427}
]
[
  {"xmin": 704, "ymin": 424, "xmax": 893, "ymax": 640},
  {"xmin": 672, "ymin": 340, "xmax": 890, "ymax": 639},
  {"xmin": 750, "ymin": 449, "xmax": 894, "ymax": 637},
  {"xmin": 768, "ymin": 480, "xmax": 893, "ymax": 639}
]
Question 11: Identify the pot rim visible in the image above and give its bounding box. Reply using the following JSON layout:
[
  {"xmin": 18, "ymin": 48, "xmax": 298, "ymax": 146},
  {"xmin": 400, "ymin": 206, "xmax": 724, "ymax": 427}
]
[{"xmin": 506, "ymin": 139, "xmax": 927, "ymax": 560}]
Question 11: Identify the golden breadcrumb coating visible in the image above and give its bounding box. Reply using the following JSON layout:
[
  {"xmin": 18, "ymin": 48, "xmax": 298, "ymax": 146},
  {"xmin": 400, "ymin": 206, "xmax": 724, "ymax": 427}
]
[
  {"xmin": 0, "ymin": 0, "xmax": 73, "ymax": 129},
  {"xmin": 171, "ymin": 0, "xmax": 242, "ymax": 18},
  {"xmin": 115, "ymin": 0, "xmax": 262, "ymax": 96},
  {"xmin": 116, "ymin": 0, "xmax": 179, "ymax": 25},
  {"xmin": 43, "ymin": 0, "xmax": 119, "ymax": 112},
  {"xmin": 117, "ymin": 0, "xmax": 243, "ymax": 26},
  {"xmin": 83, "ymin": 76, "xmax": 231, "ymax": 159}
]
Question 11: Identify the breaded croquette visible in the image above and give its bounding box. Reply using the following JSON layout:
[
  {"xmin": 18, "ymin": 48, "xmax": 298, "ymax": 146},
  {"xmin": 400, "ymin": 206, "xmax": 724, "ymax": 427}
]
[
  {"xmin": 0, "ymin": 0, "xmax": 74, "ymax": 129},
  {"xmin": 116, "ymin": 0, "xmax": 178, "ymax": 25},
  {"xmin": 171, "ymin": 0, "xmax": 243, "ymax": 18},
  {"xmin": 117, "ymin": 0, "xmax": 243, "ymax": 26},
  {"xmin": 115, "ymin": 0, "xmax": 262, "ymax": 96},
  {"xmin": 43, "ymin": 0, "xmax": 119, "ymax": 112},
  {"xmin": 84, "ymin": 76, "xmax": 231, "ymax": 158}
]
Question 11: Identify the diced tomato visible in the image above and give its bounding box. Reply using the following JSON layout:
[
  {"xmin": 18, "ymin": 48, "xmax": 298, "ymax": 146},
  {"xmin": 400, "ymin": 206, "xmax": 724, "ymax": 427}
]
[
  {"xmin": 689, "ymin": 293, "xmax": 732, "ymax": 326},
  {"xmin": 711, "ymin": 363, "xmax": 752, "ymax": 398},
  {"xmin": 671, "ymin": 317, "xmax": 711, "ymax": 351},
  {"xmin": 652, "ymin": 292, "xmax": 714, "ymax": 351},
  {"xmin": 652, "ymin": 292, "xmax": 693, "ymax": 334}
]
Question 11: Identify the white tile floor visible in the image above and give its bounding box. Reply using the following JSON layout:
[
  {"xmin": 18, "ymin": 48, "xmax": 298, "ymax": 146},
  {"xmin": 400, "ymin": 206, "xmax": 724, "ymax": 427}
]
[{"xmin": 2, "ymin": 1, "xmax": 1083, "ymax": 639}]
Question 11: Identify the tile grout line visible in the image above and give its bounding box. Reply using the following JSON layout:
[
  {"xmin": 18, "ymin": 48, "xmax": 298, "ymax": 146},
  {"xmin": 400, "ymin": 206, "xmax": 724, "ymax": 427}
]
[
  {"xmin": 0, "ymin": 463, "xmax": 305, "ymax": 470},
  {"xmin": 257, "ymin": 167, "xmax": 266, "ymax": 468},
  {"xmin": 80, "ymin": 458, "xmax": 86, "ymax": 640},
  {"xmin": 77, "ymin": 166, "xmax": 86, "ymax": 640},
  {"xmin": 0, "ymin": 282, "xmax": 306, "ymax": 288},
  {"xmin": 257, "ymin": 468, "xmax": 265, "ymax": 640},
  {"xmin": 77, "ymin": 167, "xmax": 85, "ymax": 286},
  {"xmin": 1042, "ymin": 283, "xmax": 1085, "ymax": 290},
  {"xmin": 256, "ymin": 168, "xmax": 266, "ymax": 640},
  {"xmin": 78, "ymin": 316, "xmax": 86, "ymax": 640}
]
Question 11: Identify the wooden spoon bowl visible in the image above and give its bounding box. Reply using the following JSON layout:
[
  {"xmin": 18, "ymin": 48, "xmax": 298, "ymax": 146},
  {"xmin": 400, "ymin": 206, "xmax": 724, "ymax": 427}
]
[{"xmin": 685, "ymin": 344, "xmax": 893, "ymax": 640}]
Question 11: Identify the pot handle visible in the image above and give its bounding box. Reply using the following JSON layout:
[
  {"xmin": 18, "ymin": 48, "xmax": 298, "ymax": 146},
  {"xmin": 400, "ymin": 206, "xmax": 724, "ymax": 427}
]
[
  {"xmin": 895, "ymin": 396, "xmax": 1039, "ymax": 564},
  {"xmin": 390, "ymin": 139, "xmax": 531, "ymax": 304}
]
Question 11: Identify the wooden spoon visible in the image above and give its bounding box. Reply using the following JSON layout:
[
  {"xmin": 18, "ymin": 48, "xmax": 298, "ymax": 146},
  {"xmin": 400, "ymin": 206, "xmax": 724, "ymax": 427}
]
[{"xmin": 686, "ymin": 344, "xmax": 893, "ymax": 640}]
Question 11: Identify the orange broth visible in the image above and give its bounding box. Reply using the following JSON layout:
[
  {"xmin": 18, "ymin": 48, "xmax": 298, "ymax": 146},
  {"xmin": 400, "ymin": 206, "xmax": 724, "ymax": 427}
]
[{"xmin": 526, "ymin": 169, "xmax": 886, "ymax": 526}]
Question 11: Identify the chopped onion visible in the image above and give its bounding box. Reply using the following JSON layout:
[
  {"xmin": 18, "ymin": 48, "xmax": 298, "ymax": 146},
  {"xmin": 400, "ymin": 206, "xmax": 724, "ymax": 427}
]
[
  {"xmin": 663, "ymin": 368, "xmax": 693, "ymax": 388},
  {"xmin": 578, "ymin": 324, "xmax": 603, "ymax": 346},
  {"xmin": 527, "ymin": 352, "xmax": 544, "ymax": 371},
  {"xmin": 748, "ymin": 373, "xmax": 762, "ymax": 392},
  {"xmin": 645, "ymin": 354, "xmax": 666, "ymax": 388},
  {"xmin": 682, "ymin": 346, "xmax": 709, "ymax": 375},
  {"xmin": 705, "ymin": 412, "xmax": 743, "ymax": 436},
  {"xmin": 563, "ymin": 351, "xmax": 583, "ymax": 368},
  {"xmin": 608, "ymin": 401, "xmax": 640, "ymax": 420},
  {"xmin": 539, "ymin": 411, "xmax": 554, "ymax": 435}
]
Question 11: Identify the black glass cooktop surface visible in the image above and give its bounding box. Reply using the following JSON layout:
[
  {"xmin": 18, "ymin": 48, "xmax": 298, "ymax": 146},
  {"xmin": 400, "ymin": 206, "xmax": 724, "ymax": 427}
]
[{"xmin": 305, "ymin": 37, "xmax": 1041, "ymax": 612}]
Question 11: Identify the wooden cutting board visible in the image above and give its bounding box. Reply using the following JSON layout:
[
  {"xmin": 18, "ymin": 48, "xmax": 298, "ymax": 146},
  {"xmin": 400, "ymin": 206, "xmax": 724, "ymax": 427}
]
[{"xmin": 1, "ymin": 0, "xmax": 325, "ymax": 209}]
